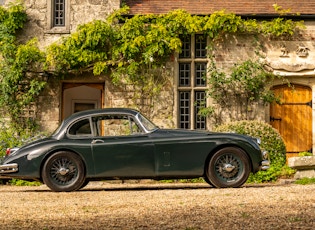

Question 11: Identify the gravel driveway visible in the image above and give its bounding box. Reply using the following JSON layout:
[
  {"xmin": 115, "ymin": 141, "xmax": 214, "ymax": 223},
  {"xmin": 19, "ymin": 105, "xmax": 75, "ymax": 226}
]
[{"xmin": 0, "ymin": 181, "xmax": 314, "ymax": 229}]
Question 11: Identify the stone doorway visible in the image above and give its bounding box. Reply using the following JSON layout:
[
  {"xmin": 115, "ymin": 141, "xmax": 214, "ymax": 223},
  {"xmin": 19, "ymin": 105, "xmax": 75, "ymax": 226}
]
[{"xmin": 62, "ymin": 83, "xmax": 104, "ymax": 119}]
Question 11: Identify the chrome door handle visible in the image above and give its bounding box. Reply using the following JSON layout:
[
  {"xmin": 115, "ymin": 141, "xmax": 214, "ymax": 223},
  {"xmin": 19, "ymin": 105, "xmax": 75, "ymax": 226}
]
[{"xmin": 91, "ymin": 139, "xmax": 104, "ymax": 144}]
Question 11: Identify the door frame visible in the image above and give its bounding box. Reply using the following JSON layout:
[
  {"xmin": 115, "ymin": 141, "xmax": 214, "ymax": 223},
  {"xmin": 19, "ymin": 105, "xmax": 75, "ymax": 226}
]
[{"xmin": 61, "ymin": 82, "xmax": 105, "ymax": 120}]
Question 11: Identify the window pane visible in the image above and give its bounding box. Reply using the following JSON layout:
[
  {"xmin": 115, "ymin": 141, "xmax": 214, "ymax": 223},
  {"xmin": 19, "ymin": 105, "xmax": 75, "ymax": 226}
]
[
  {"xmin": 179, "ymin": 63, "xmax": 190, "ymax": 86},
  {"xmin": 179, "ymin": 92, "xmax": 190, "ymax": 129},
  {"xmin": 54, "ymin": 0, "xmax": 65, "ymax": 27},
  {"xmin": 93, "ymin": 115, "xmax": 142, "ymax": 136},
  {"xmin": 195, "ymin": 91, "xmax": 206, "ymax": 129},
  {"xmin": 68, "ymin": 119, "xmax": 92, "ymax": 136},
  {"xmin": 195, "ymin": 35, "xmax": 207, "ymax": 58},
  {"xmin": 195, "ymin": 62, "xmax": 207, "ymax": 86},
  {"xmin": 179, "ymin": 36, "xmax": 191, "ymax": 58}
]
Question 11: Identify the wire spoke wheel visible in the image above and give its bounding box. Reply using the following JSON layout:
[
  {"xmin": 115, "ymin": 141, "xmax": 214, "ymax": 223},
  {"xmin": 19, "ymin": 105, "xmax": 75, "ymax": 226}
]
[
  {"xmin": 206, "ymin": 147, "xmax": 250, "ymax": 188},
  {"xmin": 42, "ymin": 151, "xmax": 85, "ymax": 192},
  {"xmin": 50, "ymin": 157, "xmax": 78, "ymax": 185}
]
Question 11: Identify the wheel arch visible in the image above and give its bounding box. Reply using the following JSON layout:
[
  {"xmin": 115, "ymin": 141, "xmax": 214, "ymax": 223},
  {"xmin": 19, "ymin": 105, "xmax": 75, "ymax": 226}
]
[{"xmin": 39, "ymin": 148, "xmax": 87, "ymax": 182}]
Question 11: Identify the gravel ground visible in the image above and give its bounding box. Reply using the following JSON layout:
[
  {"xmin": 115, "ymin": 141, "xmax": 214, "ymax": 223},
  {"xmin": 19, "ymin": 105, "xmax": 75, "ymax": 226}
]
[{"xmin": 0, "ymin": 181, "xmax": 314, "ymax": 229}]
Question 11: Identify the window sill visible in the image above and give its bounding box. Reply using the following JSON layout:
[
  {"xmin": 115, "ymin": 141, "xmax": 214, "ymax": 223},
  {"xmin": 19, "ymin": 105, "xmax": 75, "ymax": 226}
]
[{"xmin": 45, "ymin": 27, "xmax": 70, "ymax": 34}]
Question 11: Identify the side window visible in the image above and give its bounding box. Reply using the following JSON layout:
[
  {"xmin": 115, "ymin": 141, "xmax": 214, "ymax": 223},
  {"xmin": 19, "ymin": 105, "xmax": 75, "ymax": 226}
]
[
  {"xmin": 68, "ymin": 119, "xmax": 92, "ymax": 136},
  {"xmin": 93, "ymin": 115, "xmax": 143, "ymax": 137}
]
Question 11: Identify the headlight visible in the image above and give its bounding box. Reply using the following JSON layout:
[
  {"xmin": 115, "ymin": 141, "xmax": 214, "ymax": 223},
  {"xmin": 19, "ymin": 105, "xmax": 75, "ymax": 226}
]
[{"xmin": 262, "ymin": 150, "xmax": 269, "ymax": 160}]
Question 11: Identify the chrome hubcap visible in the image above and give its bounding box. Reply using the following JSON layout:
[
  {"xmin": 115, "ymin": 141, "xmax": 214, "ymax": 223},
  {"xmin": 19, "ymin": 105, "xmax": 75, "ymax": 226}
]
[
  {"xmin": 50, "ymin": 157, "xmax": 77, "ymax": 185},
  {"xmin": 222, "ymin": 163, "xmax": 236, "ymax": 173},
  {"xmin": 215, "ymin": 153, "xmax": 242, "ymax": 181},
  {"xmin": 58, "ymin": 167, "xmax": 70, "ymax": 176}
]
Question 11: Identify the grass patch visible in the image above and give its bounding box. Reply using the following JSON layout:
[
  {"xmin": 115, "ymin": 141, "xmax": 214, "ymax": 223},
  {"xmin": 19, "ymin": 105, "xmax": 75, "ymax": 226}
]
[
  {"xmin": 294, "ymin": 177, "xmax": 315, "ymax": 185},
  {"xmin": 9, "ymin": 179, "xmax": 42, "ymax": 186}
]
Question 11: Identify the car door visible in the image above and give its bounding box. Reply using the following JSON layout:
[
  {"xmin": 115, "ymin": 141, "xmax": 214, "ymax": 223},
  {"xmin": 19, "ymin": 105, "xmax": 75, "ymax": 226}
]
[
  {"xmin": 90, "ymin": 114, "xmax": 155, "ymax": 177},
  {"xmin": 151, "ymin": 130, "xmax": 212, "ymax": 177}
]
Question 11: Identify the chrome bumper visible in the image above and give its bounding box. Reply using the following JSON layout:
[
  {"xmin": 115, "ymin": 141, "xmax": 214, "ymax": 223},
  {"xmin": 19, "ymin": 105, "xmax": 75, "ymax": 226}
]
[
  {"xmin": 0, "ymin": 163, "xmax": 18, "ymax": 173},
  {"xmin": 260, "ymin": 150, "xmax": 270, "ymax": 170},
  {"xmin": 260, "ymin": 160, "xmax": 270, "ymax": 170}
]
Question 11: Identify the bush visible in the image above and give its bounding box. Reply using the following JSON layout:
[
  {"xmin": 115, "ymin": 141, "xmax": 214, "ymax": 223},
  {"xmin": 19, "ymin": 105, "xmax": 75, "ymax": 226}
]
[
  {"xmin": 214, "ymin": 120, "xmax": 290, "ymax": 182},
  {"xmin": 0, "ymin": 127, "xmax": 48, "ymax": 157},
  {"xmin": 0, "ymin": 126, "xmax": 47, "ymax": 185}
]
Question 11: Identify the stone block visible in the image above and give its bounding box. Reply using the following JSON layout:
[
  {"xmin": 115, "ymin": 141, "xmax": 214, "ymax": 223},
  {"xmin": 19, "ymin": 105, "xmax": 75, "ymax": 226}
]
[
  {"xmin": 288, "ymin": 156, "xmax": 315, "ymax": 169},
  {"xmin": 294, "ymin": 169, "xmax": 315, "ymax": 179}
]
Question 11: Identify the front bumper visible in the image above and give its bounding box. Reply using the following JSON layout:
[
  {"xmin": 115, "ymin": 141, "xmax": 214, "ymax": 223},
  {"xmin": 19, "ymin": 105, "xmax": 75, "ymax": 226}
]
[
  {"xmin": 260, "ymin": 160, "xmax": 270, "ymax": 170},
  {"xmin": 260, "ymin": 150, "xmax": 270, "ymax": 170},
  {"xmin": 0, "ymin": 163, "xmax": 19, "ymax": 173}
]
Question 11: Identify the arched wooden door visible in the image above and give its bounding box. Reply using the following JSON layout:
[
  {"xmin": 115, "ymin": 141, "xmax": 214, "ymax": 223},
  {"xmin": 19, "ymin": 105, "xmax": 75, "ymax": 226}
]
[{"xmin": 270, "ymin": 84, "xmax": 312, "ymax": 159}]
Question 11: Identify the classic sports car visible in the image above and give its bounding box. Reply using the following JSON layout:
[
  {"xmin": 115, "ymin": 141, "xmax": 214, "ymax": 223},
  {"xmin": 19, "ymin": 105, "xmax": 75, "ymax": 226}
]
[{"xmin": 0, "ymin": 108, "xmax": 269, "ymax": 192}]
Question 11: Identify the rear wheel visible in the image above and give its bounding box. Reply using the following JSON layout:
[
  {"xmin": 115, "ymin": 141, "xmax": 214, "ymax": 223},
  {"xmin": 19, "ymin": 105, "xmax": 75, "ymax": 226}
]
[
  {"xmin": 206, "ymin": 147, "xmax": 250, "ymax": 188},
  {"xmin": 42, "ymin": 151, "xmax": 85, "ymax": 192}
]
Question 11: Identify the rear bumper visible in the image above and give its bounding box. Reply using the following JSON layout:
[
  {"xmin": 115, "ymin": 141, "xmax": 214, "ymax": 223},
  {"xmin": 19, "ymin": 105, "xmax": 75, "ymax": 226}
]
[{"xmin": 0, "ymin": 163, "xmax": 19, "ymax": 173}]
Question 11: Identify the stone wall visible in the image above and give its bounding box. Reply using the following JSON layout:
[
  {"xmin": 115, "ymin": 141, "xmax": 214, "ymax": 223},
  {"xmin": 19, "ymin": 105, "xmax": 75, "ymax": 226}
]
[
  {"xmin": 4, "ymin": 1, "xmax": 315, "ymax": 138},
  {"xmin": 21, "ymin": 0, "xmax": 121, "ymax": 47}
]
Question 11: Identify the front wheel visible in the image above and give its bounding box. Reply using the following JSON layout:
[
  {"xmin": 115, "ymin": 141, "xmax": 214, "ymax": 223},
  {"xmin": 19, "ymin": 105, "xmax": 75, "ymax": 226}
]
[
  {"xmin": 205, "ymin": 147, "xmax": 250, "ymax": 188},
  {"xmin": 42, "ymin": 151, "xmax": 85, "ymax": 192}
]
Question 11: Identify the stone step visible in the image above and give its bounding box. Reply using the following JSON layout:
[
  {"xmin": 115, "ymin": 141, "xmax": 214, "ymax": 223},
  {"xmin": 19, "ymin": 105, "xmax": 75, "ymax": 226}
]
[{"xmin": 288, "ymin": 156, "xmax": 315, "ymax": 169}]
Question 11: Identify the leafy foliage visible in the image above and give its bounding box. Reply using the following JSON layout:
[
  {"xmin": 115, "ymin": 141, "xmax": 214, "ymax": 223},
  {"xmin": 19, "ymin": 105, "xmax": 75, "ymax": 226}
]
[
  {"xmin": 205, "ymin": 55, "xmax": 289, "ymax": 123},
  {"xmin": 8, "ymin": 179, "xmax": 41, "ymax": 186},
  {"xmin": 0, "ymin": 3, "xmax": 46, "ymax": 131},
  {"xmin": 0, "ymin": 122, "xmax": 48, "ymax": 157},
  {"xmin": 214, "ymin": 120, "xmax": 293, "ymax": 182},
  {"xmin": 1, "ymin": 3, "xmax": 304, "ymax": 128}
]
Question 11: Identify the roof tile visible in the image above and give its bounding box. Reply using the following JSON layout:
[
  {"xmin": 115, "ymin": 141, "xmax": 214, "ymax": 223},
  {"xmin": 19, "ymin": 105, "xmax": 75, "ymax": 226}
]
[{"xmin": 125, "ymin": 0, "xmax": 315, "ymax": 16}]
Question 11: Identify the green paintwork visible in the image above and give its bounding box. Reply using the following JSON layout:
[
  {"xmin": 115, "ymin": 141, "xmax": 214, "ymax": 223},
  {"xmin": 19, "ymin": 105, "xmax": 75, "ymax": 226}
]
[{"xmin": 0, "ymin": 108, "xmax": 266, "ymax": 183}]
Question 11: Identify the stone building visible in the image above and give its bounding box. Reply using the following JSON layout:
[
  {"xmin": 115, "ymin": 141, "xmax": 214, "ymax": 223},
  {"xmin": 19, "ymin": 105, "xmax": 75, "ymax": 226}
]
[{"xmin": 2, "ymin": 0, "xmax": 315, "ymax": 157}]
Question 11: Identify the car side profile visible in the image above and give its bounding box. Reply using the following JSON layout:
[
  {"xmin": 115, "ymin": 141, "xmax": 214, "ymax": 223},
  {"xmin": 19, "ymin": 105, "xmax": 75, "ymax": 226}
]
[{"xmin": 0, "ymin": 108, "xmax": 269, "ymax": 192}]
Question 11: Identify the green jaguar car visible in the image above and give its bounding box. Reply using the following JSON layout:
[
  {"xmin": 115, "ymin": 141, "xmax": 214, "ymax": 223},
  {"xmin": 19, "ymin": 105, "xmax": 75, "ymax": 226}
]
[{"xmin": 0, "ymin": 108, "xmax": 269, "ymax": 192}]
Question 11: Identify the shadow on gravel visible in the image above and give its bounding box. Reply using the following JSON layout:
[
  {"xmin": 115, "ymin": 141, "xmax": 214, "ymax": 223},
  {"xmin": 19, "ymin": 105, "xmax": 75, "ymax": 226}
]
[{"xmin": 14, "ymin": 181, "xmax": 289, "ymax": 193}]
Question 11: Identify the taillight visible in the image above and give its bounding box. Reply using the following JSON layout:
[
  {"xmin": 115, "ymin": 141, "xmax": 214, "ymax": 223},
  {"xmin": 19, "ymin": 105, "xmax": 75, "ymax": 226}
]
[{"xmin": 6, "ymin": 148, "xmax": 11, "ymax": 156}]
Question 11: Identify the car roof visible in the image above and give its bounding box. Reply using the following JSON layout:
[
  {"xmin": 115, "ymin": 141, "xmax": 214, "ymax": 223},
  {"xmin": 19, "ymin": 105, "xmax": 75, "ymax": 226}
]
[
  {"xmin": 53, "ymin": 108, "xmax": 141, "ymax": 139},
  {"xmin": 66, "ymin": 108, "xmax": 140, "ymax": 120}
]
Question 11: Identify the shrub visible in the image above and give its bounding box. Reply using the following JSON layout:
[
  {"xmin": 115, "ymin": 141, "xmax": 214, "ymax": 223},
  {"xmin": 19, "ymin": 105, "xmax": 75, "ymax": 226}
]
[
  {"xmin": 0, "ymin": 125, "xmax": 47, "ymax": 185},
  {"xmin": 214, "ymin": 120, "xmax": 289, "ymax": 182},
  {"xmin": 0, "ymin": 126, "xmax": 48, "ymax": 157}
]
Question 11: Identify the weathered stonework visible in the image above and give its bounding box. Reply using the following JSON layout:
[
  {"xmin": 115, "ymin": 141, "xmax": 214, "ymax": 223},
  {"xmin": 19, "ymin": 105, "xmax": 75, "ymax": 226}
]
[{"xmin": 288, "ymin": 156, "xmax": 315, "ymax": 179}]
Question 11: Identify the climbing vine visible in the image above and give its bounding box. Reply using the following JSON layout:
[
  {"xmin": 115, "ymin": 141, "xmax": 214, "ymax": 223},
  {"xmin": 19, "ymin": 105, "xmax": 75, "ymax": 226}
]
[
  {"xmin": 0, "ymin": 3, "xmax": 304, "ymax": 129},
  {"xmin": 0, "ymin": 2, "xmax": 45, "ymax": 131},
  {"xmin": 204, "ymin": 54, "xmax": 290, "ymax": 123}
]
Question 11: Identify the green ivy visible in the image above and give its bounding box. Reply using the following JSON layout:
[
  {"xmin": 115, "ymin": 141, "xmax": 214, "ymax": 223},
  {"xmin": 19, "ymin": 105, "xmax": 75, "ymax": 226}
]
[
  {"xmin": 1, "ymin": 3, "xmax": 304, "ymax": 129},
  {"xmin": 204, "ymin": 54, "xmax": 290, "ymax": 123},
  {"xmin": 0, "ymin": 3, "xmax": 46, "ymax": 131}
]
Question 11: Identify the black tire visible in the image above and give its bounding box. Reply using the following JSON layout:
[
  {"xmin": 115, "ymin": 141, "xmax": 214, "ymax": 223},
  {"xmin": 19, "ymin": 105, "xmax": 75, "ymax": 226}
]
[
  {"xmin": 42, "ymin": 151, "xmax": 85, "ymax": 192},
  {"xmin": 206, "ymin": 147, "xmax": 250, "ymax": 188},
  {"xmin": 79, "ymin": 179, "xmax": 90, "ymax": 190}
]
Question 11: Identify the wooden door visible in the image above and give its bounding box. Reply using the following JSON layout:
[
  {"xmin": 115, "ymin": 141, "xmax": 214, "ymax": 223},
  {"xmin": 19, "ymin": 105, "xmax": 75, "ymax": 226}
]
[{"xmin": 270, "ymin": 84, "xmax": 312, "ymax": 159}]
